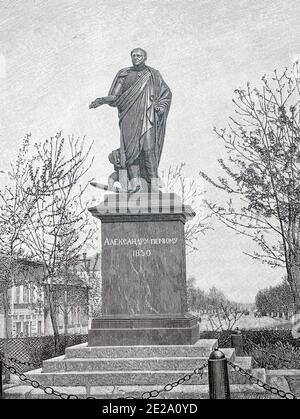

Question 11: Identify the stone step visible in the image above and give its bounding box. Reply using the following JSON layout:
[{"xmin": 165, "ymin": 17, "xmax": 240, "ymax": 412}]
[
  {"xmin": 24, "ymin": 369, "xmax": 217, "ymax": 387},
  {"xmin": 4, "ymin": 382, "xmax": 270, "ymax": 400},
  {"xmin": 106, "ymin": 382, "xmax": 269, "ymax": 400},
  {"xmin": 25, "ymin": 356, "xmax": 254, "ymax": 387},
  {"xmin": 43, "ymin": 352, "xmax": 235, "ymax": 373},
  {"xmin": 64, "ymin": 340, "xmax": 218, "ymax": 359},
  {"xmin": 43, "ymin": 346, "xmax": 235, "ymax": 373}
]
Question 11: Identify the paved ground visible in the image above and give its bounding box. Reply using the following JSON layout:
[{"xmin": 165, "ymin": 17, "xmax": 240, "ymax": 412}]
[
  {"xmin": 266, "ymin": 370, "xmax": 300, "ymax": 398},
  {"xmin": 286, "ymin": 377, "xmax": 300, "ymax": 397},
  {"xmin": 3, "ymin": 362, "xmax": 300, "ymax": 399},
  {"xmin": 198, "ymin": 314, "xmax": 292, "ymax": 331},
  {"xmin": 3, "ymin": 371, "xmax": 300, "ymax": 399}
]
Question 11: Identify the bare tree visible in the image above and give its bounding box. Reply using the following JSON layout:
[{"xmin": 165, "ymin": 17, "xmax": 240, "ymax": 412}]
[
  {"xmin": 49, "ymin": 282, "xmax": 89, "ymax": 336},
  {"xmin": 208, "ymin": 303, "xmax": 245, "ymax": 332},
  {"xmin": 0, "ymin": 135, "xmax": 40, "ymax": 339},
  {"xmin": 200, "ymin": 64, "xmax": 300, "ymax": 313},
  {"xmin": 162, "ymin": 163, "xmax": 211, "ymax": 252},
  {"xmin": 55, "ymin": 252, "xmax": 102, "ymax": 330},
  {"xmin": 21, "ymin": 132, "xmax": 95, "ymax": 350},
  {"xmin": 0, "ymin": 135, "xmax": 43, "ymax": 379},
  {"xmin": 255, "ymin": 279, "xmax": 294, "ymax": 318}
]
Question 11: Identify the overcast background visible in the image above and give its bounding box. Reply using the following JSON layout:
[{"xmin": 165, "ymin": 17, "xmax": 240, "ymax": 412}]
[{"xmin": 1, "ymin": 0, "xmax": 299, "ymax": 302}]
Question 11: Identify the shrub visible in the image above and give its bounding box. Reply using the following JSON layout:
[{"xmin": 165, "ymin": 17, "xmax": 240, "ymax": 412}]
[{"xmin": 200, "ymin": 329, "xmax": 300, "ymax": 369}]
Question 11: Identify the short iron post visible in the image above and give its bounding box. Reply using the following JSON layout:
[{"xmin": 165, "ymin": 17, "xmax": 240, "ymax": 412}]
[
  {"xmin": 208, "ymin": 349, "xmax": 231, "ymax": 399},
  {"xmin": 231, "ymin": 328, "xmax": 243, "ymax": 356}
]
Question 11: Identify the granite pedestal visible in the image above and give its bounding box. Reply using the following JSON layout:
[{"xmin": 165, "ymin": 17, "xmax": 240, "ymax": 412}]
[{"xmin": 88, "ymin": 192, "xmax": 199, "ymax": 345}]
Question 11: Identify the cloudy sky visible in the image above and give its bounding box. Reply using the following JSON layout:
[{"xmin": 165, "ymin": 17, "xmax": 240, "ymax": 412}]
[{"xmin": 1, "ymin": 0, "xmax": 299, "ymax": 301}]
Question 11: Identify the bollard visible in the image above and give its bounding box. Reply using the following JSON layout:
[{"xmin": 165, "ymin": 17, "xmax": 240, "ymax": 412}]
[
  {"xmin": 231, "ymin": 328, "xmax": 244, "ymax": 356},
  {"xmin": 208, "ymin": 349, "xmax": 231, "ymax": 399}
]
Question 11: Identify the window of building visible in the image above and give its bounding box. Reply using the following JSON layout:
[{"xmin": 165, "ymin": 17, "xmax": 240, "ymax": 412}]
[
  {"xmin": 58, "ymin": 309, "xmax": 64, "ymax": 328},
  {"xmin": 23, "ymin": 322, "xmax": 29, "ymax": 337},
  {"xmin": 16, "ymin": 322, "xmax": 21, "ymax": 337},
  {"xmin": 72, "ymin": 307, "xmax": 76, "ymax": 326},
  {"xmin": 15, "ymin": 287, "xmax": 20, "ymax": 304},
  {"xmin": 77, "ymin": 307, "xmax": 80, "ymax": 325},
  {"xmin": 37, "ymin": 321, "xmax": 42, "ymax": 336},
  {"xmin": 23, "ymin": 286, "xmax": 29, "ymax": 304},
  {"xmin": 30, "ymin": 285, "xmax": 34, "ymax": 303}
]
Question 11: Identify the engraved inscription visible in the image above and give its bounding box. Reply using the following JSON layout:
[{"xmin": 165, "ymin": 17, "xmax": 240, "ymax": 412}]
[{"xmin": 104, "ymin": 236, "xmax": 179, "ymax": 257}]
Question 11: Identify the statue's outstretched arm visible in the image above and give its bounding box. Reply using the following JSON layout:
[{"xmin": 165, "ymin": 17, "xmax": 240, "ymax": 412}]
[
  {"xmin": 89, "ymin": 95, "xmax": 117, "ymax": 109},
  {"xmin": 89, "ymin": 77, "xmax": 124, "ymax": 109},
  {"xmin": 90, "ymin": 69, "xmax": 128, "ymax": 109}
]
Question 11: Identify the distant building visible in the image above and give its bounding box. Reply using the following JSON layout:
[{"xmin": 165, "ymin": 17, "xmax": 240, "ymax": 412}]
[
  {"xmin": 0, "ymin": 255, "xmax": 96, "ymax": 338},
  {"xmin": 7, "ymin": 284, "xmax": 45, "ymax": 338},
  {"xmin": 0, "ymin": 283, "xmax": 89, "ymax": 338},
  {"xmin": 43, "ymin": 283, "xmax": 89, "ymax": 336}
]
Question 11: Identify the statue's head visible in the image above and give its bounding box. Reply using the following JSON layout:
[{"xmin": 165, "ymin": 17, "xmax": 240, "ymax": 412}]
[{"xmin": 131, "ymin": 48, "xmax": 147, "ymax": 66}]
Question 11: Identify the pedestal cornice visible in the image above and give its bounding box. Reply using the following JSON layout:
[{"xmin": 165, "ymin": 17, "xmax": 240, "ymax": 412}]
[{"xmin": 89, "ymin": 192, "xmax": 195, "ymax": 224}]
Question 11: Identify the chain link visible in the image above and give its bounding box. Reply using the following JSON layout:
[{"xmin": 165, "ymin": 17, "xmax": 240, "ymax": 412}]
[
  {"xmin": 8, "ymin": 356, "xmax": 40, "ymax": 369},
  {"xmin": 228, "ymin": 360, "xmax": 297, "ymax": 399},
  {"xmin": 2, "ymin": 358, "xmax": 207, "ymax": 400},
  {"xmin": 2, "ymin": 361, "xmax": 97, "ymax": 400},
  {"xmin": 0, "ymin": 351, "xmax": 40, "ymax": 369},
  {"xmin": 2, "ymin": 346, "xmax": 297, "ymax": 400},
  {"xmin": 121, "ymin": 362, "xmax": 208, "ymax": 399}
]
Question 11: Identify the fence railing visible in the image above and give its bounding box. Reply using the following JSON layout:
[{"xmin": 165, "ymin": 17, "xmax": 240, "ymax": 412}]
[{"xmin": 0, "ymin": 335, "xmax": 88, "ymax": 372}]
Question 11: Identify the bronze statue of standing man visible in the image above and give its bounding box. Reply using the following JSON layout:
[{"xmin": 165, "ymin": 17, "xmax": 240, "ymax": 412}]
[{"xmin": 90, "ymin": 48, "xmax": 172, "ymax": 193}]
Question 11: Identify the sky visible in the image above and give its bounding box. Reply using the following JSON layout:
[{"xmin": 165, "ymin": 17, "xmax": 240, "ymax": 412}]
[{"xmin": 1, "ymin": 0, "xmax": 300, "ymax": 302}]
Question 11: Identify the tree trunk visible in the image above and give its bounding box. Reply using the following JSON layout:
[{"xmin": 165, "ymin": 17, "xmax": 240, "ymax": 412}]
[
  {"xmin": 288, "ymin": 272, "xmax": 300, "ymax": 314},
  {"xmin": 287, "ymin": 252, "xmax": 300, "ymax": 313},
  {"xmin": 3, "ymin": 289, "xmax": 10, "ymax": 340},
  {"xmin": 2, "ymin": 290, "xmax": 10, "ymax": 381},
  {"xmin": 47, "ymin": 284, "xmax": 59, "ymax": 354},
  {"xmin": 63, "ymin": 289, "xmax": 68, "ymax": 336}
]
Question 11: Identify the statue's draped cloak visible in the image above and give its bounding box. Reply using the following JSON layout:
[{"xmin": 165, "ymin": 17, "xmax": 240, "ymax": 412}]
[{"xmin": 108, "ymin": 66, "xmax": 172, "ymax": 169}]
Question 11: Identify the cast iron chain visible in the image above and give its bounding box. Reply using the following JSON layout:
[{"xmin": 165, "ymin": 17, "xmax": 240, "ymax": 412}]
[
  {"xmin": 2, "ymin": 357, "xmax": 208, "ymax": 400},
  {"xmin": 121, "ymin": 362, "xmax": 208, "ymax": 399},
  {"xmin": 4, "ymin": 350, "xmax": 297, "ymax": 400},
  {"xmin": 0, "ymin": 351, "xmax": 40, "ymax": 368},
  {"xmin": 228, "ymin": 360, "xmax": 297, "ymax": 400},
  {"xmin": 8, "ymin": 356, "xmax": 40, "ymax": 369},
  {"xmin": 2, "ymin": 361, "xmax": 97, "ymax": 399}
]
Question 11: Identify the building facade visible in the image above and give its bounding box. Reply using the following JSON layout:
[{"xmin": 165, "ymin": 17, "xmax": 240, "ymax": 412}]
[
  {"xmin": 0, "ymin": 254, "xmax": 99, "ymax": 338},
  {"xmin": 0, "ymin": 283, "xmax": 89, "ymax": 338}
]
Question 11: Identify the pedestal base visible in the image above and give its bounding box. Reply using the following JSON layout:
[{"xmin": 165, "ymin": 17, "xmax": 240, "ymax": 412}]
[{"xmin": 88, "ymin": 313, "xmax": 200, "ymax": 346}]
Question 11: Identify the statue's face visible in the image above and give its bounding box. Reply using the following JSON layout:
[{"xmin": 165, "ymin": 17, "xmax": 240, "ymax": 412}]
[{"xmin": 131, "ymin": 49, "xmax": 146, "ymax": 66}]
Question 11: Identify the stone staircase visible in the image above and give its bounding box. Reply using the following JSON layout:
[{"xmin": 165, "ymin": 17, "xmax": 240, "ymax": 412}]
[{"xmin": 4, "ymin": 339, "xmax": 267, "ymax": 399}]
